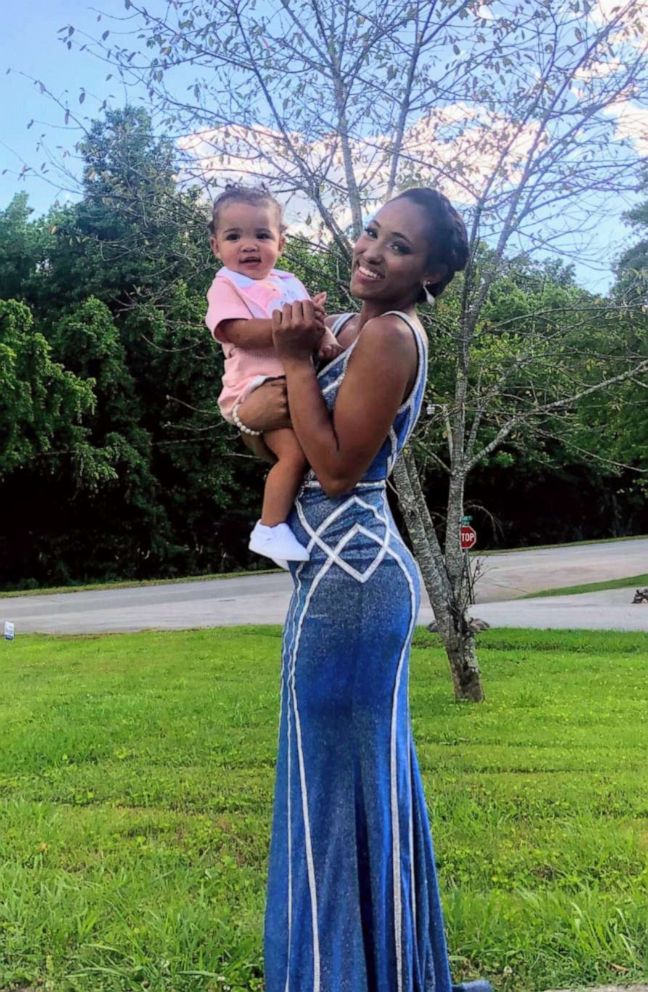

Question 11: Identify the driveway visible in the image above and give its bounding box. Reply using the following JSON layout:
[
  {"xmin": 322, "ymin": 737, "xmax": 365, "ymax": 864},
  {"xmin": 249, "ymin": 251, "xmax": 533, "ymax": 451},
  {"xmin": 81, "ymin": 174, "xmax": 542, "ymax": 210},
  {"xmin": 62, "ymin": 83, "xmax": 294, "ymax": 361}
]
[{"xmin": 1, "ymin": 538, "xmax": 646, "ymax": 635}]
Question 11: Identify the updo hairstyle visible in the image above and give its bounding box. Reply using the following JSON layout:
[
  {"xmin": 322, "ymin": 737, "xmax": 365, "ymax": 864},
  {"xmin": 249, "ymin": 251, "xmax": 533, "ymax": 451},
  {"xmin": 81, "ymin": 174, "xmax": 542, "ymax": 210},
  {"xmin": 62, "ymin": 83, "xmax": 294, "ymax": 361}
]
[
  {"xmin": 208, "ymin": 183, "xmax": 285, "ymax": 236},
  {"xmin": 394, "ymin": 187, "xmax": 469, "ymax": 301}
]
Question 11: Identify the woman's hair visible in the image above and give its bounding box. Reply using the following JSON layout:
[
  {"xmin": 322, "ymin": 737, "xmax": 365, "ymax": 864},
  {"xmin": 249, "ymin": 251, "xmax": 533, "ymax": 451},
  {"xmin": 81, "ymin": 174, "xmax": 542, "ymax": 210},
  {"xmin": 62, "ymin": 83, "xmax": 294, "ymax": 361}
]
[
  {"xmin": 208, "ymin": 184, "xmax": 285, "ymax": 236},
  {"xmin": 393, "ymin": 187, "xmax": 469, "ymax": 301}
]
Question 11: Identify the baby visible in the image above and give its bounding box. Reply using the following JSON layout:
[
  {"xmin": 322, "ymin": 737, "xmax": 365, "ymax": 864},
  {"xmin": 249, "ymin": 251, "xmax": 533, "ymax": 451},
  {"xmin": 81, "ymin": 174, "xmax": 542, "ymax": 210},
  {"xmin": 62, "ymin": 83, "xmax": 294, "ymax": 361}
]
[{"xmin": 205, "ymin": 185, "xmax": 342, "ymax": 566}]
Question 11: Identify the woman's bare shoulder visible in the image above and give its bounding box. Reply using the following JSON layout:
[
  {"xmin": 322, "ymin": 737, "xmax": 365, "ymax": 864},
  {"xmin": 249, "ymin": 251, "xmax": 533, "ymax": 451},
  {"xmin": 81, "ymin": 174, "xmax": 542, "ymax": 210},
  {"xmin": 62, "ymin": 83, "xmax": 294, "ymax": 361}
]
[
  {"xmin": 354, "ymin": 313, "xmax": 419, "ymax": 356},
  {"xmin": 343, "ymin": 314, "xmax": 419, "ymax": 396}
]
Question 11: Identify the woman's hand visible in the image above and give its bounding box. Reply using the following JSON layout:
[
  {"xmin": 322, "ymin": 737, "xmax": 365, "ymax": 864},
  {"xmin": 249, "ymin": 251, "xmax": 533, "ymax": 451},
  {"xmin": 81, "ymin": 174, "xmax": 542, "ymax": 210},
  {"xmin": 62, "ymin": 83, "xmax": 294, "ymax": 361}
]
[
  {"xmin": 236, "ymin": 378, "xmax": 291, "ymax": 433},
  {"xmin": 272, "ymin": 300, "xmax": 326, "ymax": 363}
]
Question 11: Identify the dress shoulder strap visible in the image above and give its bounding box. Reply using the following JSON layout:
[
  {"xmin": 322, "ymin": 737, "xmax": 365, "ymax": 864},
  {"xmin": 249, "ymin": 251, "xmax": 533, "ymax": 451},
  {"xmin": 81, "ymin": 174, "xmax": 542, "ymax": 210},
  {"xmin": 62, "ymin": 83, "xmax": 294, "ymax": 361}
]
[
  {"xmin": 330, "ymin": 310, "xmax": 426, "ymax": 344},
  {"xmin": 381, "ymin": 310, "xmax": 428, "ymax": 413},
  {"xmin": 382, "ymin": 309, "xmax": 427, "ymax": 347},
  {"xmin": 330, "ymin": 313, "xmax": 354, "ymax": 337}
]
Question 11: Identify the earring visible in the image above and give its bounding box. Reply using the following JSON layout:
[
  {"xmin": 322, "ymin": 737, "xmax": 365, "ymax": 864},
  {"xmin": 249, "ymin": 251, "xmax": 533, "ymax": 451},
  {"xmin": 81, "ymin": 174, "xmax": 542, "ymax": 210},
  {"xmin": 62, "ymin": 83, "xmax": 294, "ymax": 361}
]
[{"xmin": 423, "ymin": 282, "xmax": 436, "ymax": 305}]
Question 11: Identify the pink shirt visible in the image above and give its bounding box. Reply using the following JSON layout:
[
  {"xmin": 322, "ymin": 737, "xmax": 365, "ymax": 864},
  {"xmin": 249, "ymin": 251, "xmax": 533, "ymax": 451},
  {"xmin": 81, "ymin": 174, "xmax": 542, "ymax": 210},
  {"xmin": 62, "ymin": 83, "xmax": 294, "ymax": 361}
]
[{"xmin": 205, "ymin": 266, "xmax": 310, "ymax": 421}]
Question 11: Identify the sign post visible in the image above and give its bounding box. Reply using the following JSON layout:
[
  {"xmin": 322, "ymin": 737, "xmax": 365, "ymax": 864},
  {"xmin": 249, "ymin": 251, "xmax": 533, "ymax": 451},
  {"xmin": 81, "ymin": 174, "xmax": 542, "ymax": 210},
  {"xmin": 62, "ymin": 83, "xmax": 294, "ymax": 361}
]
[{"xmin": 460, "ymin": 517, "xmax": 477, "ymax": 604}]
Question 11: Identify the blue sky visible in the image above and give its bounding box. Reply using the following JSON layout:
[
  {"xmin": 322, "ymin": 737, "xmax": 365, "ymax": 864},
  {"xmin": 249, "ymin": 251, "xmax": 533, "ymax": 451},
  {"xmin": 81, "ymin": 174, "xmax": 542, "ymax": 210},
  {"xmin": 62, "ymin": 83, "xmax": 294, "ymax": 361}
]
[
  {"xmin": 0, "ymin": 1, "xmax": 641, "ymax": 294},
  {"xmin": 0, "ymin": 1, "xmax": 137, "ymax": 212}
]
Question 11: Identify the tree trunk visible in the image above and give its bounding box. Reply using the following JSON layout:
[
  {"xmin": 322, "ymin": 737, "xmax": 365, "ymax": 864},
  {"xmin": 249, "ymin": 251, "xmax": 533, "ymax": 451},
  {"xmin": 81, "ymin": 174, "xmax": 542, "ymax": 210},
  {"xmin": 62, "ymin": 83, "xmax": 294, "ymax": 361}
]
[
  {"xmin": 437, "ymin": 617, "xmax": 484, "ymax": 703},
  {"xmin": 393, "ymin": 453, "xmax": 485, "ymax": 702}
]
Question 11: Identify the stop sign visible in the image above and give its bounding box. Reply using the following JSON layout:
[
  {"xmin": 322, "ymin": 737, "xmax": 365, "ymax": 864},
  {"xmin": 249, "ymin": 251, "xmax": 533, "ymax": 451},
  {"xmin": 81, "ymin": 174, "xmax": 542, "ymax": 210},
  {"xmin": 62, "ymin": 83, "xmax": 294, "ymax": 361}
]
[{"xmin": 460, "ymin": 524, "xmax": 477, "ymax": 550}]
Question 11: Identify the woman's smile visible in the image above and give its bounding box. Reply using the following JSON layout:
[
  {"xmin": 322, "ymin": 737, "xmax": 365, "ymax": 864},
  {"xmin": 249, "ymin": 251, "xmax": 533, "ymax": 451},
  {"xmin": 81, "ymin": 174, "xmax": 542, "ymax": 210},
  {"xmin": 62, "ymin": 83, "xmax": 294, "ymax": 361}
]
[{"xmin": 355, "ymin": 263, "xmax": 384, "ymax": 282}]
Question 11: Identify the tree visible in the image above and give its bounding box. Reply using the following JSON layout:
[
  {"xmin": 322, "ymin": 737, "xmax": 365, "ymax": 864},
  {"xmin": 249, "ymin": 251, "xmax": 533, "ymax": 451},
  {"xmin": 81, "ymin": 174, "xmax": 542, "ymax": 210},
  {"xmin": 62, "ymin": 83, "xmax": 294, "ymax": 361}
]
[
  {"xmin": 47, "ymin": 297, "xmax": 174, "ymax": 576},
  {"xmin": 64, "ymin": 0, "xmax": 648, "ymax": 699},
  {"xmin": 0, "ymin": 109, "xmax": 265, "ymax": 587},
  {"xmin": 0, "ymin": 299, "xmax": 94, "ymax": 478},
  {"xmin": 25, "ymin": 107, "xmax": 210, "ymax": 315},
  {"xmin": 616, "ymin": 166, "xmax": 648, "ymax": 304},
  {"xmin": 122, "ymin": 281, "xmax": 262, "ymax": 575},
  {"xmin": 597, "ymin": 172, "xmax": 648, "ymax": 508},
  {"xmin": 411, "ymin": 253, "xmax": 648, "ymax": 546},
  {"xmin": 0, "ymin": 194, "xmax": 40, "ymax": 302}
]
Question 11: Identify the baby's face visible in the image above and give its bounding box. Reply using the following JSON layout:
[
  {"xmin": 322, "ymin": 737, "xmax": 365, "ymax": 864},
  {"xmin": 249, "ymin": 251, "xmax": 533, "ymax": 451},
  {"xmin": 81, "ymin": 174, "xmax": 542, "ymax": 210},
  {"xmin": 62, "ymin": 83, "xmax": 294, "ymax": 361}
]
[{"xmin": 210, "ymin": 201, "xmax": 285, "ymax": 279}]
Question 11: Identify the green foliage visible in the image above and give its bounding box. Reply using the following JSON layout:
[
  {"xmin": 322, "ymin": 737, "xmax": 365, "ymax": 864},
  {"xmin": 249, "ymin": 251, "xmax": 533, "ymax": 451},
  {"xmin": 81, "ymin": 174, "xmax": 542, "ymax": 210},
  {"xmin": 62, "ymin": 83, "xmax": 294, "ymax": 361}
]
[
  {"xmin": 616, "ymin": 166, "xmax": 648, "ymax": 303},
  {"xmin": 121, "ymin": 282, "xmax": 259, "ymax": 574},
  {"xmin": 282, "ymin": 236, "xmax": 353, "ymax": 314},
  {"xmin": 0, "ymin": 627, "xmax": 646, "ymax": 990},
  {"xmin": 607, "ymin": 170, "xmax": 648, "ymax": 499},
  {"xmin": 52, "ymin": 298, "xmax": 138, "ymax": 439},
  {"xmin": 0, "ymin": 299, "xmax": 94, "ymax": 477},
  {"xmin": 0, "ymin": 193, "xmax": 40, "ymax": 301},
  {"xmin": 409, "ymin": 251, "xmax": 648, "ymax": 546},
  {"xmin": 29, "ymin": 108, "xmax": 210, "ymax": 313},
  {"xmin": 0, "ymin": 108, "xmax": 264, "ymax": 587}
]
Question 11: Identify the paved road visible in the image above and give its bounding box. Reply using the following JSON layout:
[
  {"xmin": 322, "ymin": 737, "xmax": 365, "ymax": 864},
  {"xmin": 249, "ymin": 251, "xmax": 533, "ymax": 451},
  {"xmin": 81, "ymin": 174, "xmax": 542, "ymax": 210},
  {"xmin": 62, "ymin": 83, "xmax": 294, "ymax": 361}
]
[
  {"xmin": 1, "ymin": 538, "xmax": 646, "ymax": 635},
  {"xmin": 471, "ymin": 537, "xmax": 647, "ymax": 602},
  {"xmin": 469, "ymin": 587, "xmax": 648, "ymax": 632}
]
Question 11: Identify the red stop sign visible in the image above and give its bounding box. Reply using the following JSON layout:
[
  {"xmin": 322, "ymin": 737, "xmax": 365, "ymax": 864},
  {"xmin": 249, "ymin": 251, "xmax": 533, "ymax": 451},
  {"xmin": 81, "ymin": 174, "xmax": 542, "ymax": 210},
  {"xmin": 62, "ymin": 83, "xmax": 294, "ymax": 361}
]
[{"xmin": 460, "ymin": 525, "xmax": 477, "ymax": 550}]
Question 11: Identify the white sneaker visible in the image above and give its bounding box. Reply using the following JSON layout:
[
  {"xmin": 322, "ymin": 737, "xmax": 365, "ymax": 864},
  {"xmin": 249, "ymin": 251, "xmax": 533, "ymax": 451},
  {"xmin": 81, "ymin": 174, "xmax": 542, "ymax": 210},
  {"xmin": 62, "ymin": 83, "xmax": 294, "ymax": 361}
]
[
  {"xmin": 271, "ymin": 557, "xmax": 290, "ymax": 571},
  {"xmin": 249, "ymin": 521, "xmax": 310, "ymax": 562}
]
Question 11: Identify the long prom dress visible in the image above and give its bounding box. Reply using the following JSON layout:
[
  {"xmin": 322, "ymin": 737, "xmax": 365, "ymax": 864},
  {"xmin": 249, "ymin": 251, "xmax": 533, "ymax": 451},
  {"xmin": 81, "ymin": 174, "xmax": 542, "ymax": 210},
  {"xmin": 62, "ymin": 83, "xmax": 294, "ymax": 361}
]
[{"xmin": 264, "ymin": 312, "xmax": 453, "ymax": 992}]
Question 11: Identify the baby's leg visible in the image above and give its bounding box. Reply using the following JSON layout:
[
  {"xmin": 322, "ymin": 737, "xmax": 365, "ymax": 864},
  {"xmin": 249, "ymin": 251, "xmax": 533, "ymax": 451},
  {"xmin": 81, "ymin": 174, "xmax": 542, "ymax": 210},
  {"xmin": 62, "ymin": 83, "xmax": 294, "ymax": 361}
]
[{"xmin": 261, "ymin": 428, "xmax": 307, "ymax": 525}]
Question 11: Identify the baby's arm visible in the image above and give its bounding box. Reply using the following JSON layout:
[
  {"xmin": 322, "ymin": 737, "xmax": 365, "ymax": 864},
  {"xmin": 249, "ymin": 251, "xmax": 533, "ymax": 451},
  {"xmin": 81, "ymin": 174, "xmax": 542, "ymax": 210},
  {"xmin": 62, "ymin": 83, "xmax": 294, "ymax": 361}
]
[
  {"xmin": 308, "ymin": 291, "xmax": 343, "ymax": 360},
  {"xmin": 317, "ymin": 327, "xmax": 345, "ymax": 360},
  {"xmin": 218, "ymin": 317, "xmax": 275, "ymax": 349},
  {"xmin": 220, "ymin": 294, "xmax": 327, "ymax": 350}
]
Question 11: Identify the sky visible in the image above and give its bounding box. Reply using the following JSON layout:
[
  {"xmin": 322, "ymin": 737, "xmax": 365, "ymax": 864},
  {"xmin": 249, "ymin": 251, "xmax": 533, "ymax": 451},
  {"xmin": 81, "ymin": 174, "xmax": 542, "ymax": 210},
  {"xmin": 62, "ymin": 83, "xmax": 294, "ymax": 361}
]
[
  {"xmin": 0, "ymin": 1, "xmax": 644, "ymax": 295},
  {"xmin": 0, "ymin": 1, "xmax": 139, "ymax": 211}
]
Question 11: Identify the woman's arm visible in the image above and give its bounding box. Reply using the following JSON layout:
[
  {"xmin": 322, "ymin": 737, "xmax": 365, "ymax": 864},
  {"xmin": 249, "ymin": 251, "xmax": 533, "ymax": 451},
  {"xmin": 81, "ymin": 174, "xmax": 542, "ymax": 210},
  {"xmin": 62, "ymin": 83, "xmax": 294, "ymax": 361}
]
[{"xmin": 273, "ymin": 302, "xmax": 416, "ymax": 497}]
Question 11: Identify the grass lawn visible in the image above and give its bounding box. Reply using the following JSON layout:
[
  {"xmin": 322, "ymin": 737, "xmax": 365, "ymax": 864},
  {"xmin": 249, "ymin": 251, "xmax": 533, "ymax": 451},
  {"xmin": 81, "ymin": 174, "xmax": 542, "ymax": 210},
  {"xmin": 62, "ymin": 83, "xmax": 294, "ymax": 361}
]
[{"xmin": 0, "ymin": 627, "xmax": 647, "ymax": 992}]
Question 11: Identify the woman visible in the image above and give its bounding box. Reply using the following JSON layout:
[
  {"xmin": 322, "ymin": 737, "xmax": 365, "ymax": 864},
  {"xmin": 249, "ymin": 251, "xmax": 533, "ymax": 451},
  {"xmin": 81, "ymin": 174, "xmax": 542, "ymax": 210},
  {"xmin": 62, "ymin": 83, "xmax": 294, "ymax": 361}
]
[{"xmin": 237, "ymin": 189, "xmax": 488, "ymax": 992}]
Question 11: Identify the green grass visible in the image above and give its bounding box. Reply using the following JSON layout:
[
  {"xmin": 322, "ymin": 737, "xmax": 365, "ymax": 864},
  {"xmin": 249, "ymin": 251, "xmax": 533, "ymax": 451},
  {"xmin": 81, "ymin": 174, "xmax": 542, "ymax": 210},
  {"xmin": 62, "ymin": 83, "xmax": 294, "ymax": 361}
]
[
  {"xmin": 522, "ymin": 573, "xmax": 648, "ymax": 599},
  {"xmin": 1, "ymin": 627, "xmax": 647, "ymax": 992}
]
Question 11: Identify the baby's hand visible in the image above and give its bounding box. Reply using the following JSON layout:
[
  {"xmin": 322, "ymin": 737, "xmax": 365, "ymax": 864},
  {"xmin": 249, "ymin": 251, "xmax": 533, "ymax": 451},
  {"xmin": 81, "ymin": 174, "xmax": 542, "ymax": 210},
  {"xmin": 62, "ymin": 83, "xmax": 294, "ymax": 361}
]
[
  {"xmin": 311, "ymin": 291, "xmax": 327, "ymax": 322},
  {"xmin": 317, "ymin": 327, "xmax": 344, "ymax": 361}
]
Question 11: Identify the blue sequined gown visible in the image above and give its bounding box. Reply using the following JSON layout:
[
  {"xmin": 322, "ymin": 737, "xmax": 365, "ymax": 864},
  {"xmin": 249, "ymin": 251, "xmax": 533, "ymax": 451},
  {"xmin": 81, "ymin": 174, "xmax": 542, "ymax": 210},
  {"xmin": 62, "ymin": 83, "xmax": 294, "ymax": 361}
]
[{"xmin": 264, "ymin": 312, "xmax": 452, "ymax": 992}]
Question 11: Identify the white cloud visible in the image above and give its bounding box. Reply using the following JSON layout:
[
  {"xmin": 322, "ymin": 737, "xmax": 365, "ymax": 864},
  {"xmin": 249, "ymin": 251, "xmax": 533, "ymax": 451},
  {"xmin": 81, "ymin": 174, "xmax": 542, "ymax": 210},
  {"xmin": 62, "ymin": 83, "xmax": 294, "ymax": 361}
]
[
  {"xmin": 589, "ymin": 0, "xmax": 648, "ymax": 47},
  {"xmin": 607, "ymin": 99, "xmax": 648, "ymax": 154},
  {"xmin": 178, "ymin": 102, "xmax": 540, "ymax": 235},
  {"xmin": 575, "ymin": 57, "xmax": 624, "ymax": 81},
  {"xmin": 592, "ymin": 0, "xmax": 648, "ymax": 22}
]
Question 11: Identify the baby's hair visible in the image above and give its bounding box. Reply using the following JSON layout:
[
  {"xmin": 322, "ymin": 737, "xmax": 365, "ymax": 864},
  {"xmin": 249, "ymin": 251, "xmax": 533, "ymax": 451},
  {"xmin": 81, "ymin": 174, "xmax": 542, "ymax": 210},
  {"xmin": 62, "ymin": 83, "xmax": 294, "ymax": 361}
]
[
  {"xmin": 208, "ymin": 183, "xmax": 285, "ymax": 236},
  {"xmin": 393, "ymin": 187, "xmax": 469, "ymax": 300}
]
